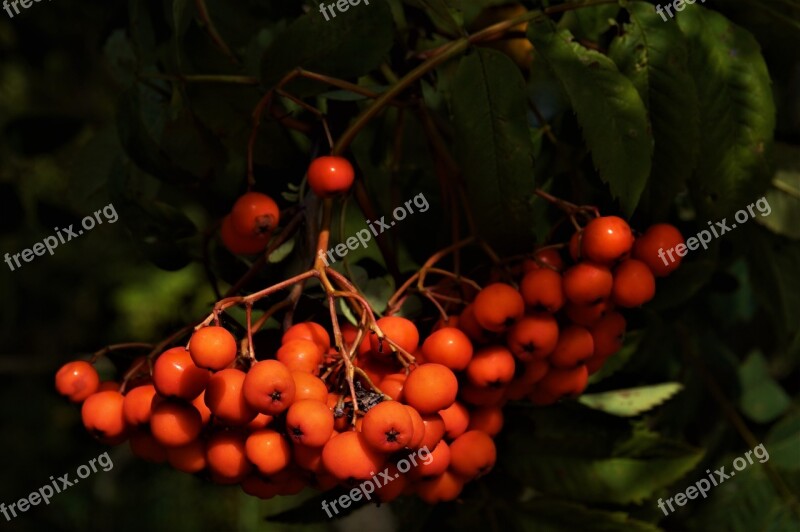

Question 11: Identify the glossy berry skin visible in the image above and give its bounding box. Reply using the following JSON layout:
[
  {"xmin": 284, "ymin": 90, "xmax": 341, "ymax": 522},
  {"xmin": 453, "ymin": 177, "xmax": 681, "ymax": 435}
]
[
  {"xmin": 243, "ymin": 360, "xmax": 296, "ymax": 415},
  {"xmin": 633, "ymin": 223, "xmax": 684, "ymax": 277},
  {"xmin": 307, "ymin": 156, "xmax": 355, "ymax": 197},
  {"xmin": 421, "ymin": 327, "xmax": 473, "ymax": 371},
  {"xmin": 153, "ymin": 347, "xmax": 210, "ymax": 401},
  {"xmin": 370, "ymin": 316, "xmax": 420, "ymax": 357},
  {"xmin": 466, "ymin": 346, "xmax": 516, "ymax": 387},
  {"xmin": 245, "ymin": 429, "xmax": 292, "ymax": 476},
  {"xmin": 612, "ymin": 259, "xmax": 656, "ymax": 308},
  {"xmin": 520, "ymin": 269, "xmax": 565, "ymax": 312},
  {"xmin": 472, "ymin": 283, "xmax": 525, "ymax": 332},
  {"xmin": 361, "ymin": 400, "xmax": 414, "ymax": 452},
  {"xmin": 55, "ymin": 361, "xmax": 100, "ymax": 403},
  {"xmin": 562, "ymin": 263, "xmax": 613, "ymax": 305},
  {"xmin": 189, "ymin": 326, "xmax": 238, "ymax": 371},
  {"xmin": 150, "ymin": 400, "xmax": 202, "ymax": 447},
  {"xmin": 569, "ymin": 231, "xmax": 582, "ymax": 261},
  {"xmin": 581, "ymin": 216, "xmax": 634, "ymax": 264},
  {"xmin": 285, "ymin": 399, "xmax": 334, "ymax": 447},
  {"xmin": 122, "ymin": 384, "xmax": 157, "ymax": 426},
  {"xmin": 321, "ymin": 431, "xmax": 386, "ymax": 481},
  {"xmin": 220, "ymin": 215, "xmax": 269, "ymax": 255},
  {"xmin": 277, "ymin": 339, "xmax": 323, "ymax": 375},
  {"xmin": 205, "ymin": 369, "xmax": 257, "ymax": 426},
  {"xmin": 206, "ymin": 430, "xmax": 252, "ymax": 482},
  {"xmin": 537, "ymin": 365, "xmax": 589, "ymax": 398},
  {"xmin": 591, "ymin": 312, "xmax": 626, "ymax": 359},
  {"xmin": 81, "ymin": 391, "xmax": 128, "ymax": 444},
  {"xmin": 403, "ymin": 363, "xmax": 458, "ymax": 415},
  {"xmin": 282, "ymin": 322, "xmax": 330, "ymax": 353},
  {"xmin": 230, "ymin": 192, "xmax": 280, "ymax": 237},
  {"xmin": 523, "ymin": 248, "xmax": 564, "ymax": 273},
  {"xmin": 506, "ymin": 313, "xmax": 559, "ymax": 361},
  {"xmin": 565, "ymin": 300, "xmax": 612, "ymax": 327},
  {"xmin": 448, "ymin": 430, "xmax": 497, "ymax": 480},
  {"xmin": 549, "ymin": 325, "xmax": 594, "ymax": 368}
]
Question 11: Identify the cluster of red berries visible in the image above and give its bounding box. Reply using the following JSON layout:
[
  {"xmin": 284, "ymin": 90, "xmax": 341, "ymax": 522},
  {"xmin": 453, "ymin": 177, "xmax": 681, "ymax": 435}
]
[
  {"xmin": 448, "ymin": 217, "xmax": 684, "ymax": 405},
  {"xmin": 221, "ymin": 155, "xmax": 355, "ymax": 256},
  {"xmin": 55, "ymin": 320, "xmax": 497, "ymax": 504}
]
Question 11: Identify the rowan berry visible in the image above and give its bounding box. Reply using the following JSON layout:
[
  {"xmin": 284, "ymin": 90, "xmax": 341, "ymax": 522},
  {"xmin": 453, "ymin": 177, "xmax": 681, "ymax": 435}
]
[
  {"xmin": 291, "ymin": 371, "xmax": 328, "ymax": 403},
  {"xmin": 362, "ymin": 400, "xmax": 414, "ymax": 452},
  {"xmin": 421, "ymin": 327, "xmax": 473, "ymax": 371},
  {"xmin": 370, "ymin": 316, "xmax": 420, "ymax": 357},
  {"xmin": 520, "ymin": 269, "xmax": 565, "ymax": 312},
  {"xmin": 562, "ymin": 262, "xmax": 613, "ymax": 305},
  {"xmin": 150, "ymin": 399, "xmax": 202, "ymax": 447},
  {"xmin": 403, "ymin": 363, "xmax": 458, "ymax": 414},
  {"xmin": 246, "ymin": 429, "xmax": 292, "ymax": 476},
  {"xmin": 307, "ymin": 156, "xmax": 355, "ymax": 197},
  {"xmin": 505, "ymin": 359, "xmax": 549, "ymax": 400},
  {"xmin": 405, "ymin": 405, "xmax": 426, "ymax": 449},
  {"xmin": 220, "ymin": 215, "xmax": 270, "ymax": 255},
  {"xmin": 591, "ymin": 311, "xmax": 626, "ymax": 359},
  {"xmin": 612, "ymin": 259, "xmax": 656, "ymax": 307},
  {"xmin": 122, "ymin": 384, "xmax": 157, "ymax": 426},
  {"xmin": 564, "ymin": 300, "xmax": 612, "ymax": 327},
  {"xmin": 538, "ymin": 364, "xmax": 589, "ymax": 397},
  {"xmin": 153, "ymin": 347, "xmax": 209, "ymax": 401},
  {"xmin": 243, "ymin": 359, "xmax": 296, "ymax": 415},
  {"xmin": 129, "ymin": 430, "xmax": 167, "ymax": 463},
  {"xmin": 418, "ymin": 413, "xmax": 446, "ymax": 450},
  {"xmin": 246, "ymin": 413, "xmax": 274, "ymax": 431},
  {"xmin": 55, "ymin": 360, "xmax": 100, "ymax": 403},
  {"xmin": 523, "ymin": 248, "xmax": 564, "ymax": 273},
  {"xmin": 550, "ymin": 325, "xmax": 594, "ymax": 368},
  {"xmin": 506, "ymin": 313, "xmax": 559, "ymax": 361},
  {"xmin": 205, "ymin": 368, "xmax": 257, "ymax": 426},
  {"xmin": 206, "ymin": 430, "xmax": 252, "ymax": 482},
  {"xmin": 321, "ymin": 431, "xmax": 386, "ymax": 481},
  {"xmin": 166, "ymin": 439, "xmax": 207, "ymax": 473},
  {"xmin": 293, "ymin": 443, "xmax": 325, "ymax": 473},
  {"xmin": 192, "ymin": 391, "xmax": 212, "ymax": 425},
  {"xmin": 458, "ymin": 382, "xmax": 508, "ymax": 407},
  {"xmin": 466, "ymin": 406, "xmax": 504, "ymax": 437},
  {"xmin": 466, "ymin": 346, "xmax": 516, "ymax": 387},
  {"xmin": 632, "ymin": 223, "xmax": 684, "ymax": 277},
  {"xmin": 412, "ymin": 440, "xmax": 450, "ymax": 479},
  {"xmin": 581, "ymin": 216, "xmax": 634, "ymax": 264},
  {"xmin": 379, "ymin": 373, "xmax": 406, "ymax": 402},
  {"xmin": 241, "ymin": 475, "xmax": 280, "ymax": 500},
  {"xmin": 81, "ymin": 390, "xmax": 128, "ymax": 444},
  {"xmin": 438, "ymin": 401, "xmax": 470, "ymax": 440},
  {"xmin": 457, "ymin": 304, "xmax": 491, "ymax": 343},
  {"xmin": 230, "ymin": 192, "xmax": 280, "ymax": 237},
  {"xmin": 282, "ymin": 322, "xmax": 330, "ymax": 353},
  {"xmin": 415, "ymin": 471, "xmax": 464, "ymax": 503},
  {"xmin": 375, "ymin": 464, "xmax": 408, "ymax": 503},
  {"xmin": 448, "ymin": 430, "xmax": 496, "ymax": 479},
  {"xmin": 472, "ymin": 283, "xmax": 524, "ymax": 332},
  {"xmin": 286, "ymin": 399, "xmax": 334, "ymax": 447},
  {"xmin": 189, "ymin": 326, "xmax": 238, "ymax": 371},
  {"xmin": 276, "ymin": 339, "xmax": 323, "ymax": 375}
]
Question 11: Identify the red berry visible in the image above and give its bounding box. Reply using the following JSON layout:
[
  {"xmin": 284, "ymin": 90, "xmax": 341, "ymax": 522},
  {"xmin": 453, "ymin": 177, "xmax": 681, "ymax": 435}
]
[
  {"xmin": 307, "ymin": 156, "xmax": 355, "ymax": 197},
  {"xmin": 506, "ymin": 313, "xmax": 559, "ymax": 361},
  {"xmin": 472, "ymin": 283, "xmax": 524, "ymax": 332},
  {"xmin": 581, "ymin": 216, "xmax": 634, "ymax": 264},
  {"xmin": 549, "ymin": 325, "xmax": 594, "ymax": 368},
  {"xmin": 189, "ymin": 326, "xmax": 238, "ymax": 371},
  {"xmin": 55, "ymin": 361, "xmax": 100, "ymax": 403},
  {"xmin": 220, "ymin": 215, "xmax": 269, "ymax": 255},
  {"xmin": 230, "ymin": 192, "xmax": 280, "ymax": 237},
  {"xmin": 633, "ymin": 223, "xmax": 684, "ymax": 277},
  {"xmin": 562, "ymin": 263, "xmax": 613, "ymax": 305},
  {"xmin": 612, "ymin": 259, "xmax": 656, "ymax": 307},
  {"xmin": 520, "ymin": 269, "xmax": 565, "ymax": 312}
]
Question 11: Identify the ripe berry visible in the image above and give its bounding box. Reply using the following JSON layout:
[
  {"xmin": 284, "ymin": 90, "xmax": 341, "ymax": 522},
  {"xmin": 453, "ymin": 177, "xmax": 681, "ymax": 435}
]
[
  {"xmin": 405, "ymin": 405, "xmax": 426, "ymax": 449},
  {"xmin": 421, "ymin": 327, "xmax": 473, "ymax": 371},
  {"xmin": 591, "ymin": 311, "xmax": 626, "ymax": 359},
  {"xmin": 282, "ymin": 322, "xmax": 330, "ymax": 353},
  {"xmin": 506, "ymin": 313, "xmax": 559, "ymax": 361},
  {"xmin": 505, "ymin": 359, "xmax": 549, "ymax": 400},
  {"xmin": 307, "ymin": 156, "xmax": 355, "ymax": 197},
  {"xmin": 81, "ymin": 390, "xmax": 127, "ymax": 444},
  {"xmin": 167, "ymin": 440, "xmax": 207, "ymax": 473},
  {"xmin": 472, "ymin": 283, "xmax": 525, "ymax": 332},
  {"xmin": 459, "ymin": 382, "xmax": 508, "ymax": 407},
  {"xmin": 466, "ymin": 346, "xmax": 516, "ymax": 387},
  {"xmin": 285, "ymin": 399, "xmax": 334, "ymax": 447},
  {"xmin": 321, "ymin": 431, "xmax": 386, "ymax": 481},
  {"xmin": 220, "ymin": 215, "xmax": 269, "ymax": 255},
  {"xmin": 243, "ymin": 360, "xmax": 296, "ymax": 415},
  {"xmin": 189, "ymin": 326, "xmax": 238, "ymax": 371},
  {"xmin": 418, "ymin": 413, "xmax": 446, "ymax": 450},
  {"xmin": 206, "ymin": 430, "xmax": 252, "ymax": 482},
  {"xmin": 294, "ymin": 443, "xmax": 325, "ymax": 473},
  {"xmin": 467, "ymin": 406, "xmax": 504, "ymax": 437},
  {"xmin": 550, "ymin": 325, "xmax": 594, "ymax": 368},
  {"xmin": 291, "ymin": 371, "xmax": 328, "ymax": 403},
  {"xmin": 633, "ymin": 223, "xmax": 684, "ymax": 277},
  {"xmin": 379, "ymin": 373, "xmax": 406, "ymax": 401},
  {"xmin": 246, "ymin": 429, "xmax": 292, "ymax": 476},
  {"xmin": 122, "ymin": 384, "xmax": 157, "ymax": 426},
  {"xmin": 520, "ymin": 269, "xmax": 565, "ymax": 312},
  {"xmin": 569, "ymin": 231, "xmax": 582, "ymax": 261},
  {"xmin": 230, "ymin": 192, "xmax": 280, "ymax": 237},
  {"xmin": 449, "ymin": 430, "xmax": 496, "ymax": 479},
  {"xmin": 438, "ymin": 401, "xmax": 470, "ymax": 440},
  {"xmin": 564, "ymin": 300, "xmax": 612, "ymax": 327},
  {"xmin": 562, "ymin": 263, "xmax": 613, "ymax": 305},
  {"xmin": 612, "ymin": 259, "xmax": 656, "ymax": 307},
  {"xmin": 277, "ymin": 339, "xmax": 323, "ymax": 375},
  {"xmin": 205, "ymin": 368, "xmax": 257, "ymax": 426},
  {"xmin": 416, "ymin": 471, "xmax": 464, "ymax": 503},
  {"xmin": 412, "ymin": 440, "xmax": 450, "ymax": 479},
  {"xmin": 538, "ymin": 365, "xmax": 589, "ymax": 398},
  {"xmin": 457, "ymin": 304, "xmax": 491, "ymax": 343},
  {"xmin": 56, "ymin": 361, "xmax": 100, "ymax": 403},
  {"xmin": 361, "ymin": 400, "xmax": 414, "ymax": 452},
  {"xmin": 150, "ymin": 400, "xmax": 202, "ymax": 447},
  {"xmin": 581, "ymin": 216, "xmax": 634, "ymax": 264},
  {"xmin": 192, "ymin": 391, "xmax": 212, "ymax": 425},
  {"xmin": 129, "ymin": 430, "xmax": 167, "ymax": 463},
  {"xmin": 153, "ymin": 347, "xmax": 210, "ymax": 400},
  {"xmin": 370, "ymin": 316, "xmax": 420, "ymax": 357},
  {"xmin": 403, "ymin": 363, "xmax": 458, "ymax": 414}
]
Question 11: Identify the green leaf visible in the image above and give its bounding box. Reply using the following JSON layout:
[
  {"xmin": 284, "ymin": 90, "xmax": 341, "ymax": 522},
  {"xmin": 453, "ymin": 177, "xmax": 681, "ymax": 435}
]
[
  {"xmin": 450, "ymin": 48, "xmax": 538, "ymax": 252},
  {"xmin": 609, "ymin": 1, "xmax": 699, "ymax": 219},
  {"xmin": 738, "ymin": 351, "xmax": 790, "ymax": 423},
  {"xmin": 677, "ymin": 4, "xmax": 775, "ymax": 219},
  {"xmin": 766, "ymin": 411, "xmax": 800, "ymax": 470},
  {"xmin": 529, "ymin": 21, "xmax": 652, "ymax": 215},
  {"xmin": 403, "ymin": 0, "xmax": 462, "ymax": 36},
  {"xmin": 516, "ymin": 498, "xmax": 662, "ymax": 532},
  {"xmin": 579, "ymin": 382, "xmax": 683, "ymax": 417},
  {"xmin": 260, "ymin": 2, "xmax": 394, "ymax": 87},
  {"xmin": 757, "ymin": 143, "xmax": 800, "ymax": 239},
  {"xmin": 557, "ymin": 3, "xmax": 620, "ymax": 43}
]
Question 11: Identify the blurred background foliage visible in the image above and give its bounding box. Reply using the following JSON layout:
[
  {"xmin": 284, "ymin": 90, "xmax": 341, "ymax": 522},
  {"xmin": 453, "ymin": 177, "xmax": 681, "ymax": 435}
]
[{"xmin": 0, "ymin": 0, "xmax": 798, "ymax": 531}]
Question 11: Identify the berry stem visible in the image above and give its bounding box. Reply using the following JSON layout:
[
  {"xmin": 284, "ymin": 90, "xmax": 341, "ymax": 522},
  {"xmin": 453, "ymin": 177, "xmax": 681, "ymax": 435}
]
[
  {"xmin": 89, "ymin": 343, "xmax": 153, "ymax": 363},
  {"xmin": 193, "ymin": 0, "xmax": 240, "ymax": 65}
]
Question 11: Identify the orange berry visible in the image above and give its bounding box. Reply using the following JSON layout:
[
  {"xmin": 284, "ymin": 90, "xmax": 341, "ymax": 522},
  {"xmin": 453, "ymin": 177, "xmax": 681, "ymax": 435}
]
[
  {"xmin": 129, "ymin": 429, "xmax": 168, "ymax": 463},
  {"xmin": 230, "ymin": 191, "xmax": 280, "ymax": 237},
  {"xmin": 520, "ymin": 269, "xmax": 565, "ymax": 312},
  {"xmin": 122, "ymin": 384, "xmax": 157, "ymax": 426},
  {"xmin": 421, "ymin": 327, "xmax": 473, "ymax": 371},
  {"xmin": 412, "ymin": 440, "xmax": 450, "ymax": 479},
  {"xmin": 416, "ymin": 471, "xmax": 464, "ymax": 503},
  {"xmin": 245, "ymin": 429, "xmax": 292, "ymax": 476},
  {"xmin": 449, "ymin": 430, "xmax": 496, "ymax": 479},
  {"xmin": 466, "ymin": 346, "xmax": 515, "ymax": 387},
  {"xmin": 81, "ymin": 390, "xmax": 127, "ymax": 444},
  {"xmin": 361, "ymin": 401, "xmax": 414, "ymax": 453},
  {"xmin": 523, "ymin": 248, "xmax": 565, "ymax": 272},
  {"xmin": 379, "ymin": 373, "xmax": 406, "ymax": 402},
  {"xmin": 189, "ymin": 326, "xmax": 238, "ymax": 371},
  {"xmin": 612, "ymin": 259, "xmax": 656, "ymax": 308},
  {"xmin": 370, "ymin": 316, "xmax": 420, "ymax": 357},
  {"xmin": 220, "ymin": 214, "xmax": 269, "ymax": 255},
  {"xmin": 243, "ymin": 360, "xmax": 296, "ymax": 415},
  {"xmin": 167, "ymin": 439, "xmax": 207, "ymax": 474},
  {"xmin": 563, "ymin": 263, "xmax": 613, "ymax": 305},
  {"xmin": 418, "ymin": 413, "xmax": 446, "ymax": 451},
  {"xmin": 282, "ymin": 322, "xmax": 330, "ymax": 353},
  {"xmin": 632, "ymin": 223, "xmax": 684, "ymax": 276},
  {"xmin": 205, "ymin": 368, "xmax": 257, "ymax": 426},
  {"xmin": 150, "ymin": 399, "xmax": 202, "ymax": 447},
  {"xmin": 506, "ymin": 313, "xmax": 559, "ymax": 361},
  {"xmin": 405, "ymin": 405, "xmax": 426, "ymax": 449},
  {"xmin": 286, "ymin": 400, "xmax": 334, "ymax": 447},
  {"xmin": 466, "ymin": 406, "xmax": 504, "ymax": 436},
  {"xmin": 153, "ymin": 347, "xmax": 210, "ymax": 400},
  {"xmin": 291, "ymin": 371, "xmax": 328, "ymax": 403},
  {"xmin": 550, "ymin": 325, "xmax": 594, "ymax": 368},
  {"xmin": 472, "ymin": 283, "xmax": 524, "ymax": 332},
  {"xmin": 206, "ymin": 430, "xmax": 252, "ymax": 482},
  {"xmin": 538, "ymin": 365, "xmax": 589, "ymax": 398},
  {"xmin": 307, "ymin": 156, "xmax": 355, "ymax": 197},
  {"xmin": 277, "ymin": 339, "xmax": 323, "ymax": 375},
  {"xmin": 321, "ymin": 431, "xmax": 386, "ymax": 481},
  {"xmin": 581, "ymin": 216, "xmax": 634, "ymax": 264},
  {"xmin": 55, "ymin": 361, "xmax": 100, "ymax": 403},
  {"xmin": 403, "ymin": 363, "xmax": 458, "ymax": 415},
  {"xmin": 438, "ymin": 401, "xmax": 470, "ymax": 440}
]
